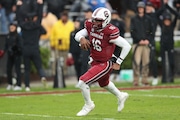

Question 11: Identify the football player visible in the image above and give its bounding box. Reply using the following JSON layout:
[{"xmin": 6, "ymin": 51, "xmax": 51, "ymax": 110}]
[{"xmin": 75, "ymin": 7, "xmax": 131, "ymax": 116}]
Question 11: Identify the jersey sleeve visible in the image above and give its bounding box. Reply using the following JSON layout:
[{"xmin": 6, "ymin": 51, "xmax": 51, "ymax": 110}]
[
  {"xmin": 84, "ymin": 19, "xmax": 92, "ymax": 33},
  {"xmin": 109, "ymin": 25, "xmax": 120, "ymax": 40}
]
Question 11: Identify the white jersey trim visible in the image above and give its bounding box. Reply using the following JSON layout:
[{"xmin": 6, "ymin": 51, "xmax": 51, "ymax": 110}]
[{"xmin": 74, "ymin": 28, "xmax": 88, "ymax": 42}]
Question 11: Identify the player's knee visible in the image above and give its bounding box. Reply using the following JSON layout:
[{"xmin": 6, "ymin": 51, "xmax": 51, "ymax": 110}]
[
  {"xmin": 99, "ymin": 80, "xmax": 109, "ymax": 87},
  {"xmin": 76, "ymin": 80, "xmax": 88, "ymax": 89}
]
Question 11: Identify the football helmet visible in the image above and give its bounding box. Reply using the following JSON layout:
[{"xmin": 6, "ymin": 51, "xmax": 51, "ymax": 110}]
[{"xmin": 92, "ymin": 7, "xmax": 111, "ymax": 30}]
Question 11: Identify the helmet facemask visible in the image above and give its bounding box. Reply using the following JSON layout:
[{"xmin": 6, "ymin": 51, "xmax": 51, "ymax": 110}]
[{"xmin": 92, "ymin": 18, "xmax": 104, "ymax": 30}]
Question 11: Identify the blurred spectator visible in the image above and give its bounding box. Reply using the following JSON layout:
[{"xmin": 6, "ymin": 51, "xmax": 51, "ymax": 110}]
[
  {"xmin": 70, "ymin": 0, "xmax": 90, "ymax": 12},
  {"xmin": 84, "ymin": 8, "xmax": 93, "ymax": 19},
  {"xmin": 80, "ymin": 8, "xmax": 93, "ymax": 67},
  {"xmin": 68, "ymin": 9, "xmax": 93, "ymax": 82},
  {"xmin": 173, "ymin": 0, "xmax": 180, "ymax": 30},
  {"xmin": 40, "ymin": 5, "xmax": 58, "ymax": 47},
  {"xmin": 40, "ymin": 5, "xmax": 58, "ymax": 76},
  {"xmin": 158, "ymin": 0, "xmax": 179, "ymax": 83},
  {"xmin": 145, "ymin": 1, "xmax": 159, "ymax": 85},
  {"xmin": 0, "ymin": 3, "xmax": 8, "ymax": 35},
  {"xmin": 110, "ymin": 10, "xmax": 125, "ymax": 37},
  {"xmin": 68, "ymin": 19, "xmax": 83, "ymax": 81},
  {"xmin": 173, "ymin": 0, "xmax": 180, "ymax": 10},
  {"xmin": 77, "ymin": 8, "xmax": 93, "ymax": 78},
  {"xmin": 45, "ymin": 0, "xmax": 67, "ymax": 19},
  {"xmin": 130, "ymin": 1, "xmax": 154, "ymax": 86},
  {"xmin": 121, "ymin": 0, "xmax": 140, "ymax": 32},
  {"xmin": 69, "ymin": 0, "xmax": 91, "ymax": 21},
  {"xmin": 16, "ymin": 0, "xmax": 39, "ymax": 23},
  {"xmin": 50, "ymin": 11, "xmax": 74, "ymax": 87},
  {"xmin": 109, "ymin": 10, "xmax": 126, "ymax": 82},
  {"xmin": 0, "ymin": 22, "xmax": 23, "ymax": 91},
  {"xmin": 78, "ymin": 8, "xmax": 94, "ymax": 28},
  {"xmin": 149, "ymin": 0, "xmax": 161, "ymax": 9},
  {"xmin": 65, "ymin": 8, "xmax": 93, "ymax": 86},
  {"xmin": 16, "ymin": 0, "xmax": 47, "ymax": 91},
  {"xmin": 87, "ymin": 0, "xmax": 112, "ymax": 11},
  {"xmin": 87, "ymin": 0, "xmax": 106, "ymax": 11},
  {"xmin": 0, "ymin": 0, "xmax": 16, "ymax": 24}
]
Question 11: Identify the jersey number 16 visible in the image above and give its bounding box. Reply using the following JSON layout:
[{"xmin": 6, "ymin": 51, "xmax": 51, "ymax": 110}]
[{"xmin": 92, "ymin": 38, "xmax": 102, "ymax": 52}]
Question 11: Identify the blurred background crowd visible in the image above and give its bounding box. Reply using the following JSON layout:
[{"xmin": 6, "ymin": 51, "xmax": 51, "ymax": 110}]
[{"xmin": 0, "ymin": 0, "xmax": 180, "ymax": 91}]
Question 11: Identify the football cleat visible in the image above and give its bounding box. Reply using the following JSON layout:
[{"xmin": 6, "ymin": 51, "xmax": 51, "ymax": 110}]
[
  {"xmin": 118, "ymin": 92, "xmax": 129, "ymax": 112},
  {"xmin": 76, "ymin": 102, "xmax": 95, "ymax": 116}
]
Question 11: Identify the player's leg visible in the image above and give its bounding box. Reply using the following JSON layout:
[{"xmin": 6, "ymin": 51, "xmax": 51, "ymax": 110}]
[
  {"xmin": 76, "ymin": 61, "xmax": 112, "ymax": 116},
  {"xmin": 100, "ymin": 75, "xmax": 129, "ymax": 112},
  {"xmin": 76, "ymin": 65, "xmax": 101, "ymax": 116},
  {"xmin": 76, "ymin": 80, "xmax": 95, "ymax": 116}
]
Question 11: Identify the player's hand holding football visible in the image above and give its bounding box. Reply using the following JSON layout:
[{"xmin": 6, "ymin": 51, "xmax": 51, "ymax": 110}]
[
  {"xmin": 112, "ymin": 63, "xmax": 120, "ymax": 70},
  {"xmin": 80, "ymin": 37, "xmax": 91, "ymax": 51}
]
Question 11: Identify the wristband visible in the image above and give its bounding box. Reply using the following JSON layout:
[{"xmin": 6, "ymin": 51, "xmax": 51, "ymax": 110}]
[{"xmin": 116, "ymin": 57, "xmax": 123, "ymax": 65}]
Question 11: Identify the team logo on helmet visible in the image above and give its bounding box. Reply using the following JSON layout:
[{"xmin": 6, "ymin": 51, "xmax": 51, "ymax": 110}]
[{"xmin": 104, "ymin": 11, "xmax": 109, "ymax": 18}]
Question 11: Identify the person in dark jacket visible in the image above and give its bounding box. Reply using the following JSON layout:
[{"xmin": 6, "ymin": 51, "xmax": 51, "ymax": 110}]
[
  {"xmin": 16, "ymin": 0, "xmax": 47, "ymax": 91},
  {"xmin": 68, "ymin": 19, "xmax": 84, "ymax": 81},
  {"xmin": 71, "ymin": 8, "xmax": 93, "ymax": 80},
  {"xmin": 158, "ymin": 1, "xmax": 179, "ymax": 83},
  {"xmin": 111, "ymin": 10, "xmax": 125, "ymax": 37},
  {"xmin": 130, "ymin": 1, "xmax": 153, "ymax": 86},
  {"xmin": 0, "ymin": 22, "xmax": 23, "ymax": 91},
  {"xmin": 145, "ymin": 1, "xmax": 159, "ymax": 85},
  {"xmin": 45, "ymin": 0, "xmax": 67, "ymax": 19},
  {"xmin": 0, "ymin": 0, "xmax": 16, "ymax": 24},
  {"xmin": 16, "ymin": 0, "xmax": 39, "ymax": 23}
]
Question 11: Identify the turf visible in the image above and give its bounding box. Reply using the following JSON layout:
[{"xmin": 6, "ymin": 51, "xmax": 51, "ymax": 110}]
[{"xmin": 0, "ymin": 80, "xmax": 180, "ymax": 120}]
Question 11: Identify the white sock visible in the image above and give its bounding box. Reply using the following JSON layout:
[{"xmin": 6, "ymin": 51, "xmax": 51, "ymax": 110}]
[
  {"xmin": 104, "ymin": 81, "xmax": 121, "ymax": 98},
  {"xmin": 77, "ymin": 80, "xmax": 93, "ymax": 105}
]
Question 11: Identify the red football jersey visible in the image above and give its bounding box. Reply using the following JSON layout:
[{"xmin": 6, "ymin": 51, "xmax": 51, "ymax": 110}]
[{"xmin": 85, "ymin": 19, "xmax": 120, "ymax": 63}]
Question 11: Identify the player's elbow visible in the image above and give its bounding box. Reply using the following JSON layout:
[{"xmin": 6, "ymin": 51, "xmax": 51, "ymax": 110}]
[
  {"xmin": 74, "ymin": 32, "xmax": 83, "ymax": 42},
  {"xmin": 126, "ymin": 43, "xmax": 132, "ymax": 52},
  {"xmin": 127, "ymin": 43, "xmax": 132, "ymax": 50}
]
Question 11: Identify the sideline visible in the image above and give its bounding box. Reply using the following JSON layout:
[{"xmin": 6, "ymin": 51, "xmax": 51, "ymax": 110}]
[{"xmin": 0, "ymin": 85, "xmax": 180, "ymax": 97}]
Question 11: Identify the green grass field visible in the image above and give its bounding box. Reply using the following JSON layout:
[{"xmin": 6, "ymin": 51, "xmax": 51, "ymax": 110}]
[{"xmin": 0, "ymin": 80, "xmax": 180, "ymax": 120}]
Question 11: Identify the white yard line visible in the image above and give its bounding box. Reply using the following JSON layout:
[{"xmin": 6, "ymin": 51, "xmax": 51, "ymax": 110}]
[
  {"xmin": 0, "ymin": 112, "xmax": 117, "ymax": 120},
  {"xmin": 95, "ymin": 92, "xmax": 180, "ymax": 99},
  {"xmin": 132, "ymin": 94, "xmax": 180, "ymax": 98}
]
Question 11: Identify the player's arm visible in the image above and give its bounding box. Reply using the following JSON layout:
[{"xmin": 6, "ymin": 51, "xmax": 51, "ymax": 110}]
[
  {"xmin": 110, "ymin": 45, "xmax": 121, "ymax": 63},
  {"xmin": 110, "ymin": 36, "xmax": 131, "ymax": 69},
  {"xmin": 74, "ymin": 28, "xmax": 90, "ymax": 51}
]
